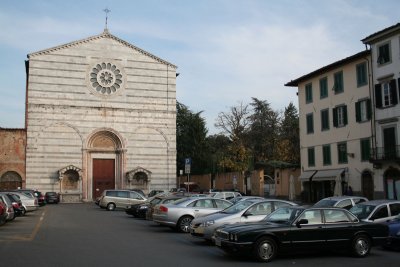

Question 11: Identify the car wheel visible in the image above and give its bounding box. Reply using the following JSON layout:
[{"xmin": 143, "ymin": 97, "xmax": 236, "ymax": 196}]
[
  {"xmin": 107, "ymin": 203, "xmax": 116, "ymax": 211},
  {"xmin": 177, "ymin": 216, "xmax": 193, "ymax": 233},
  {"xmin": 352, "ymin": 234, "xmax": 371, "ymax": 257},
  {"xmin": 253, "ymin": 236, "xmax": 278, "ymax": 262}
]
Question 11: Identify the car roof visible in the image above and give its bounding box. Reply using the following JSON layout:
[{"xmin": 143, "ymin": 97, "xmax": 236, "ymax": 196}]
[
  {"xmin": 319, "ymin": 196, "xmax": 367, "ymax": 201},
  {"xmin": 357, "ymin": 199, "xmax": 400, "ymax": 205}
]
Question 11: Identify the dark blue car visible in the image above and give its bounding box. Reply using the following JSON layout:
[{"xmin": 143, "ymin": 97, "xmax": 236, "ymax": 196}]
[{"xmin": 384, "ymin": 214, "xmax": 400, "ymax": 250}]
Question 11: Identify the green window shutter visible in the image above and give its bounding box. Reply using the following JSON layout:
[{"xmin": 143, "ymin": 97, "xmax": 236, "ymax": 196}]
[
  {"xmin": 308, "ymin": 148, "xmax": 315, "ymax": 167},
  {"xmin": 375, "ymin": 84, "xmax": 382, "ymax": 108},
  {"xmin": 390, "ymin": 79, "xmax": 398, "ymax": 105},
  {"xmin": 343, "ymin": 105, "xmax": 348, "ymax": 125},
  {"xmin": 360, "ymin": 139, "xmax": 370, "ymax": 161},
  {"xmin": 333, "ymin": 107, "xmax": 338, "ymax": 127},
  {"xmin": 355, "ymin": 101, "xmax": 361, "ymax": 122}
]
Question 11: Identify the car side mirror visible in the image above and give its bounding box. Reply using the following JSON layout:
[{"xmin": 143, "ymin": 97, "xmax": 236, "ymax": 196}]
[{"xmin": 296, "ymin": 219, "xmax": 308, "ymax": 228}]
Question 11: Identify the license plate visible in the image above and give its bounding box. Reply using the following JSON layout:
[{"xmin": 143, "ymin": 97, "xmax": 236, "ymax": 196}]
[{"xmin": 215, "ymin": 238, "xmax": 221, "ymax": 247}]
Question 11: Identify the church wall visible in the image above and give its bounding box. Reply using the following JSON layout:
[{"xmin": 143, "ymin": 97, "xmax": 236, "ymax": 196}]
[{"xmin": 26, "ymin": 34, "xmax": 177, "ymax": 199}]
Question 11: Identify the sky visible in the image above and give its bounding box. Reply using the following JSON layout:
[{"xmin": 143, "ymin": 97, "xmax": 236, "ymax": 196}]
[{"xmin": 0, "ymin": 0, "xmax": 399, "ymax": 134}]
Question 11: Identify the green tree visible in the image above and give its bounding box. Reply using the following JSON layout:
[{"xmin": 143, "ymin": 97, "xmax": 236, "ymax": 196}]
[
  {"xmin": 176, "ymin": 102, "xmax": 209, "ymax": 175},
  {"xmin": 277, "ymin": 102, "xmax": 300, "ymax": 164},
  {"xmin": 248, "ymin": 97, "xmax": 280, "ymax": 164}
]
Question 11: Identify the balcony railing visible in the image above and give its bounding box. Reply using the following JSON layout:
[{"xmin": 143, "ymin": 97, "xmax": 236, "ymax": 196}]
[{"xmin": 370, "ymin": 146, "xmax": 400, "ymax": 162}]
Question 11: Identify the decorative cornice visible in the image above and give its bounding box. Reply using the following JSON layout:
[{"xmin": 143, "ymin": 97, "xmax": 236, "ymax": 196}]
[{"xmin": 28, "ymin": 30, "xmax": 177, "ymax": 69}]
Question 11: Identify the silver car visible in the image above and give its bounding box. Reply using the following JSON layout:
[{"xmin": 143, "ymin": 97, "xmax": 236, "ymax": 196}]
[
  {"xmin": 349, "ymin": 199, "xmax": 400, "ymax": 223},
  {"xmin": 190, "ymin": 198, "xmax": 297, "ymax": 240},
  {"xmin": 152, "ymin": 197, "xmax": 232, "ymax": 233},
  {"xmin": 11, "ymin": 192, "xmax": 39, "ymax": 212}
]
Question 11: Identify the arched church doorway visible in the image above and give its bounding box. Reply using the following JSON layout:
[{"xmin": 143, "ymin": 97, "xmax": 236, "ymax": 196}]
[
  {"xmin": 361, "ymin": 170, "xmax": 374, "ymax": 200},
  {"xmin": 85, "ymin": 129, "xmax": 125, "ymax": 200},
  {"xmin": 0, "ymin": 171, "xmax": 22, "ymax": 190}
]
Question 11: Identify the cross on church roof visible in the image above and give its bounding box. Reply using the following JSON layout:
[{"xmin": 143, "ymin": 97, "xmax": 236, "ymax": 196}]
[{"xmin": 103, "ymin": 8, "xmax": 111, "ymax": 31}]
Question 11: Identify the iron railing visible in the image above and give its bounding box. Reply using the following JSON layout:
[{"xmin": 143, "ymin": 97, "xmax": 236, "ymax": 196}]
[{"xmin": 370, "ymin": 146, "xmax": 400, "ymax": 161}]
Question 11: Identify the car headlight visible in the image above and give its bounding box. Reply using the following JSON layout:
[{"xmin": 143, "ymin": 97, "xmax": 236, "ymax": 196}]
[
  {"xmin": 139, "ymin": 206, "xmax": 148, "ymax": 209},
  {"xmin": 202, "ymin": 220, "xmax": 215, "ymax": 227}
]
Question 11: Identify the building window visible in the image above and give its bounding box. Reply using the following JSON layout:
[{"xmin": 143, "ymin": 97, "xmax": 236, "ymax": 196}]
[
  {"xmin": 360, "ymin": 138, "xmax": 370, "ymax": 162},
  {"xmin": 321, "ymin": 109, "xmax": 329, "ymax": 131},
  {"xmin": 377, "ymin": 42, "xmax": 391, "ymax": 65},
  {"xmin": 333, "ymin": 105, "xmax": 347, "ymax": 128},
  {"xmin": 320, "ymin": 77, "xmax": 328, "ymax": 99},
  {"xmin": 355, "ymin": 99, "xmax": 371, "ymax": 123},
  {"xmin": 323, "ymin": 145, "xmax": 331, "ymax": 165},
  {"xmin": 308, "ymin": 147, "xmax": 315, "ymax": 167},
  {"xmin": 375, "ymin": 80, "xmax": 398, "ymax": 108},
  {"xmin": 356, "ymin": 62, "xmax": 368, "ymax": 87},
  {"xmin": 333, "ymin": 71, "xmax": 344, "ymax": 94},
  {"xmin": 305, "ymin": 83, "xmax": 313, "ymax": 103},
  {"xmin": 338, "ymin": 142, "xmax": 348, "ymax": 164},
  {"xmin": 306, "ymin": 113, "xmax": 314, "ymax": 134}
]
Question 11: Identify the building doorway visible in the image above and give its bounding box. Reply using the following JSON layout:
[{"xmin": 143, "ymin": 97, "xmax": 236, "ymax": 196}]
[
  {"xmin": 93, "ymin": 159, "xmax": 115, "ymax": 199},
  {"xmin": 361, "ymin": 171, "xmax": 374, "ymax": 200}
]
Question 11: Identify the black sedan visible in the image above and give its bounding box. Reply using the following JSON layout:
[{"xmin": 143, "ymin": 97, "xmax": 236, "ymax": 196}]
[{"xmin": 213, "ymin": 206, "xmax": 388, "ymax": 262}]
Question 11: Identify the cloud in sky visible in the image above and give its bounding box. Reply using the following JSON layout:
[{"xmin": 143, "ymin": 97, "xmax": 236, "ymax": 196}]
[{"xmin": 0, "ymin": 0, "xmax": 399, "ymax": 133}]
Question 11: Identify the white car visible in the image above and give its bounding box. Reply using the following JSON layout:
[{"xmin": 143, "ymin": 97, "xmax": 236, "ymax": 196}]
[
  {"xmin": 190, "ymin": 198, "xmax": 297, "ymax": 240},
  {"xmin": 152, "ymin": 197, "xmax": 232, "ymax": 233}
]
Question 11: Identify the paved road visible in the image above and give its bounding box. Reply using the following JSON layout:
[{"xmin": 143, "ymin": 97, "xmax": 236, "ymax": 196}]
[{"xmin": 0, "ymin": 203, "xmax": 398, "ymax": 267}]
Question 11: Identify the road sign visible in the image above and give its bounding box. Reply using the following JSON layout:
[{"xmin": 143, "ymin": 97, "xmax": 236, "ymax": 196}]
[{"xmin": 184, "ymin": 158, "xmax": 191, "ymax": 174}]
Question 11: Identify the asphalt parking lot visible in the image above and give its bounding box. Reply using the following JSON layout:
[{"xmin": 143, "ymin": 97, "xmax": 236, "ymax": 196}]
[{"xmin": 0, "ymin": 203, "xmax": 398, "ymax": 267}]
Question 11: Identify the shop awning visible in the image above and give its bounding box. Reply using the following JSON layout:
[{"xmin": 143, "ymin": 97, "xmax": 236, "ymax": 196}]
[
  {"xmin": 298, "ymin": 170, "xmax": 317, "ymax": 181},
  {"xmin": 312, "ymin": 169, "xmax": 345, "ymax": 181}
]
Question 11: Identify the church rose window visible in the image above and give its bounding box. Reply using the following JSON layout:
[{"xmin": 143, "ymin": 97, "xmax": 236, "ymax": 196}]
[{"xmin": 90, "ymin": 62, "xmax": 123, "ymax": 95}]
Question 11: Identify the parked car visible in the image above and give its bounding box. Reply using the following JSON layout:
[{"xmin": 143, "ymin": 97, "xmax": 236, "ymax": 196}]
[
  {"xmin": 0, "ymin": 193, "xmax": 15, "ymax": 221},
  {"xmin": 45, "ymin": 192, "xmax": 60, "ymax": 204},
  {"xmin": 230, "ymin": 196, "xmax": 265, "ymax": 204},
  {"xmin": 146, "ymin": 195, "xmax": 186, "ymax": 220},
  {"xmin": 34, "ymin": 191, "xmax": 46, "ymax": 206},
  {"xmin": 191, "ymin": 198, "xmax": 297, "ymax": 240},
  {"xmin": 349, "ymin": 199, "xmax": 400, "ymax": 223},
  {"xmin": 210, "ymin": 191, "xmax": 241, "ymax": 200},
  {"xmin": 0, "ymin": 198, "xmax": 7, "ymax": 226},
  {"xmin": 148, "ymin": 190, "xmax": 167, "ymax": 198},
  {"xmin": 383, "ymin": 213, "xmax": 400, "ymax": 250},
  {"xmin": 5, "ymin": 193, "xmax": 25, "ymax": 216},
  {"xmin": 99, "ymin": 189, "xmax": 147, "ymax": 211},
  {"xmin": 152, "ymin": 197, "xmax": 232, "ymax": 233},
  {"xmin": 126, "ymin": 195, "xmax": 182, "ymax": 219},
  {"xmin": 214, "ymin": 206, "xmax": 389, "ymax": 262},
  {"xmin": 11, "ymin": 192, "xmax": 38, "ymax": 212},
  {"xmin": 313, "ymin": 196, "xmax": 368, "ymax": 210}
]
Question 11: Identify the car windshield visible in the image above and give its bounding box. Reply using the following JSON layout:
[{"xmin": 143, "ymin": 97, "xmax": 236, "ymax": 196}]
[
  {"xmin": 265, "ymin": 207, "xmax": 305, "ymax": 224},
  {"xmin": 220, "ymin": 200, "xmax": 255, "ymax": 214},
  {"xmin": 313, "ymin": 199, "xmax": 337, "ymax": 207},
  {"xmin": 173, "ymin": 198, "xmax": 195, "ymax": 206},
  {"xmin": 150, "ymin": 198, "xmax": 162, "ymax": 205},
  {"xmin": 349, "ymin": 204, "xmax": 376, "ymax": 219}
]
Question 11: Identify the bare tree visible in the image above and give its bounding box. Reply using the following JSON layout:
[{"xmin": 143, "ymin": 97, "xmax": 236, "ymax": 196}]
[{"xmin": 214, "ymin": 101, "xmax": 250, "ymax": 141}]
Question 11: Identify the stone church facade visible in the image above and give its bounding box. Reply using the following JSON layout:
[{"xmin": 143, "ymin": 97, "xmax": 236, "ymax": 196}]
[{"xmin": 25, "ymin": 30, "xmax": 177, "ymax": 202}]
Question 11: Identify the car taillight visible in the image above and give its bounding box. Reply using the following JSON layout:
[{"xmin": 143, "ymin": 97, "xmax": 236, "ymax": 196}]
[
  {"xmin": 12, "ymin": 203, "xmax": 18, "ymax": 208},
  {"xmin": 159, "ymin": 206, "xmax": 168, "ymax": 212}
]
